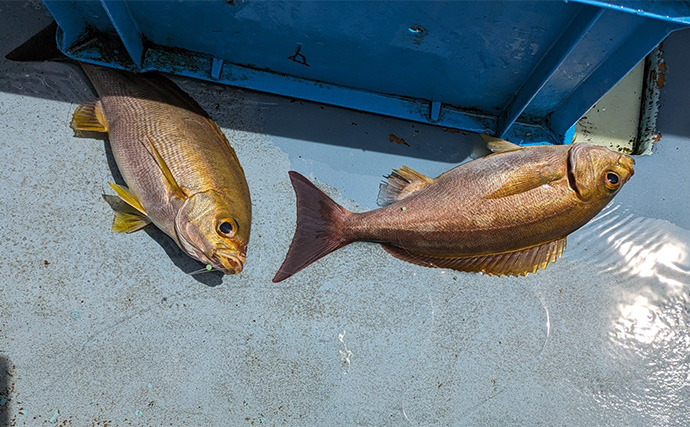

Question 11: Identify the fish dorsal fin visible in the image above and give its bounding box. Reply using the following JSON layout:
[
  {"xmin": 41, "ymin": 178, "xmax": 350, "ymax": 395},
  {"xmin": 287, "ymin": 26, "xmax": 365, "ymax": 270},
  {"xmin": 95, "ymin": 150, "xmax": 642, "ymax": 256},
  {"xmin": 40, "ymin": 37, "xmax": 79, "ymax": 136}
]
[
  {"xmin": 381, "ymin": 238, "xmax": 566, "ymax": 276},
  {"xmin": 484, "ymin": 165, "xmax": 563, "ymax": 199},
  {"xmin": 377, "ymin": 165, "xmax": 433, "ymax": 206},
  {"xmin": 112, "ymin": 211, "xmax": 152, "ymax": 233},
  {"xmin": 108, "ymin": 182, "xmax": 147, "ymax": 216},
  {"xmin": 481, "ymin": 134, "xmax": 522, "ymax": 152},
  {"xmin": 145, "ymin": 135, "xmax": 189, "ymax": 201},
  {"xmin": 71, "ymin": 100, "xmax": 108, "ymax": 133}
]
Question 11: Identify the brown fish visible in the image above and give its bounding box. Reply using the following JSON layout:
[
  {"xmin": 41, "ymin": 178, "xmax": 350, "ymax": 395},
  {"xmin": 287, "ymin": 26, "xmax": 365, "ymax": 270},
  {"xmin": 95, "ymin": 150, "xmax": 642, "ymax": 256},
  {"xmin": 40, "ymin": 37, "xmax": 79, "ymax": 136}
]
[
  {"xmin": 8, "ymin": 22, "xmax": 252, "ymax": 274},
  {"xmin": 70, "ymin": 64, "xmax": 252, "ymax": 274},
  {"xmin": 273, "ymin": 139, "xmax": 634, "ymax": 282}
]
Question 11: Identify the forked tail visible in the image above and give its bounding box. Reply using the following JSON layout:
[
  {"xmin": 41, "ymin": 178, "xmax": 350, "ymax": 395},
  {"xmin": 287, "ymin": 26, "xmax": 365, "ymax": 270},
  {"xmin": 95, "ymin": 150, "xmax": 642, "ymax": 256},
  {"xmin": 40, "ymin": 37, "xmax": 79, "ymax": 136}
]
[{"xmin": 272, "ymin": 171, "xmax": 352, "ymax": 282}]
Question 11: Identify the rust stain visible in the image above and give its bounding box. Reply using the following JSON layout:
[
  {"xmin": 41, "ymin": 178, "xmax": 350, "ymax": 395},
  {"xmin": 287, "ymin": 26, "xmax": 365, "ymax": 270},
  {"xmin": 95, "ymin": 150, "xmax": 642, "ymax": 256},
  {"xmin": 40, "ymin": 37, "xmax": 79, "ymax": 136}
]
[
  {"xmin": 655, "ymin": 61, "xmax": 667, "ymax": 89},
  {"xmin": 441, "ymin": 127, "xmax": 460, "ymax": 134},
  {"xmin": 656, "ymin": 74, "xmax": 666, "ymax": 89},
  {"xmin": 388, "ymin": 133, "xmax": 410, "ymax": 147},
  {"xmin": 652, "ymin": 132, "xmax": 662, "ymax": 142}
]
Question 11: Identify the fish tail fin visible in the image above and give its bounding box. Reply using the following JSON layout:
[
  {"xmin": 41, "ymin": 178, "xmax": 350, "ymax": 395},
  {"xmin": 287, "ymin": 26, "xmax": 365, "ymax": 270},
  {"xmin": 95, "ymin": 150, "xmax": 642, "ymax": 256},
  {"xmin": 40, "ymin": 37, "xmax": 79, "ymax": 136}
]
[
  {"xmin": 5, "ymin": 21, "xmax": 67, "ymax": 62},
  {"xmin": 272, "ymin": 171, "xmax": 352, "ymax": 283}
]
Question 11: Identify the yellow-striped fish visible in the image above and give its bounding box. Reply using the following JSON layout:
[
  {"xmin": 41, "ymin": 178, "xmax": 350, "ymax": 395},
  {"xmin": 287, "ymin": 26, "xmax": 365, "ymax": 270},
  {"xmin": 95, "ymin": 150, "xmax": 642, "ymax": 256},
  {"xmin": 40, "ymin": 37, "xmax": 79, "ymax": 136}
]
[
  {"xmin": 7, "ymin": 23, "xmax": 251, "ymax": 274},
  {"xmin": 71, "ymin": 64, "xmax": 251, "ymax": 274}
]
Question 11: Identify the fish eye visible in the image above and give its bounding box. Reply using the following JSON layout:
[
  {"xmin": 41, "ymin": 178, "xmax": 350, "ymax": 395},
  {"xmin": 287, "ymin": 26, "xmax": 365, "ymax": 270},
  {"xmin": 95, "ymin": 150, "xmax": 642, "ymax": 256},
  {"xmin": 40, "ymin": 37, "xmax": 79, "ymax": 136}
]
[
  {"xmin": 605, "ymin": 172, "xmax": 620, "ymax": 190},
  {"xmin": 217, "ymin": 219, "xmax": 238, "ymax": 237}
]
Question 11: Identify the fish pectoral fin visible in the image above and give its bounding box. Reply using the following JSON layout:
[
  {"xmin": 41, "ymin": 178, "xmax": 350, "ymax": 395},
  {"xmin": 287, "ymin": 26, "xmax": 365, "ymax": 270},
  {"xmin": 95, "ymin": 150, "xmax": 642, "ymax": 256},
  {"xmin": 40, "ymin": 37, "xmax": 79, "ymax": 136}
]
[
  {"xmin": 484, "ymin": 166, "xmax": 563, "ymax": 199},
  {"xmin": 377, "ymin": 165, "xmax": 433, "ymax": 206},
  {"xmin": 481, "ymin": 134, "xmax": 522, "ymax": 152},
  {"xmin": 144, "ymin": 135, "xmax": 189, "ymax": 201},
  {"xmin": 382, "ymin": 238, "xmax": 566, "ymax": 276},
  {"xmin": 108, "ymin": 182, "xmax": 148, "ymax": 216},
  {"xmin": 112, "ymin": 210, "xmax": 152, "ymax": 233},
  {"xmin": 71, "ymin": 100, "xmax": 108, "ymax": 133}
]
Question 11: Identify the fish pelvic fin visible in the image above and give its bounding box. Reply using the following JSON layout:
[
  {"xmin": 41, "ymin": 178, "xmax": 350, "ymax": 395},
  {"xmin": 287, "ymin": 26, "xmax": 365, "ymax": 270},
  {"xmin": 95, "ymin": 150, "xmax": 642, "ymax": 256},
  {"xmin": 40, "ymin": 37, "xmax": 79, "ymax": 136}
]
[
  {"xmin": 113, "ymin": 211, "xmax": 152, "ymax": 233},
  {"xmin": 377, "ymin": 165, "xmax": 433, "ymax": 206},
  {"xmin": 481, "ymin": 134, "xmax": 522, "ymax": 152},
  {"xmin": 272, "ymin": 171, "xmax": 352, "ymax": 283},
  {"xmin": 103, "ymin": 192, "xmax": 150, "ymax": 233},
  {"xmin": 71, "ymin": 100, "xmax": 108, "ymax": 133},
  {"xmin": 144, "ymin": 135, "xmax": 189, "ymax": 201},
  {"xmin": 381, "ymin": 237, "xmax": 566, "ymax": 276},
  {"xmin": 108, "ymin": 182, "xmax": 148, "ymax": 217}
]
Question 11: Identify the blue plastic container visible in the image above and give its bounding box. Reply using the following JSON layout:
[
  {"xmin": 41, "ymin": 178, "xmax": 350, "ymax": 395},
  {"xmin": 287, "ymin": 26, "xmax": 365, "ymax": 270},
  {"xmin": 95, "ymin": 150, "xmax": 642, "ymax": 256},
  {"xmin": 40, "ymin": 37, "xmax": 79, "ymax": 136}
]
[{"xmin": 42, "ymin": 0, "xmax": 690, "ymax": 144}]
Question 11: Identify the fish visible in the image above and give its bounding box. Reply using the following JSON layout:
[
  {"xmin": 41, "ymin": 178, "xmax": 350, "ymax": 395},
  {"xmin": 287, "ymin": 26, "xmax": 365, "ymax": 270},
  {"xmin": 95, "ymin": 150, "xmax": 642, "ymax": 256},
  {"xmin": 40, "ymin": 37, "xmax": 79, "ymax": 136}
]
[
  {"xmin": 273, "ymin": 138, "xmax": 634, "ymax": 282},
  {"xmin": 7, "ymin": 23, "xmax": 251, "ymax": 274}
]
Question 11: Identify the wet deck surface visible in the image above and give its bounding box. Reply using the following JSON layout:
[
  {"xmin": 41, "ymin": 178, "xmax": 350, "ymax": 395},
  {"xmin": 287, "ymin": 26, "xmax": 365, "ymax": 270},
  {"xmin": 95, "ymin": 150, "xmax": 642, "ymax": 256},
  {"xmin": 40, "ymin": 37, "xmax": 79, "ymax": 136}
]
[{"xmin": 1, "ymin": 3, "xmax": 689, "ymax": 426}]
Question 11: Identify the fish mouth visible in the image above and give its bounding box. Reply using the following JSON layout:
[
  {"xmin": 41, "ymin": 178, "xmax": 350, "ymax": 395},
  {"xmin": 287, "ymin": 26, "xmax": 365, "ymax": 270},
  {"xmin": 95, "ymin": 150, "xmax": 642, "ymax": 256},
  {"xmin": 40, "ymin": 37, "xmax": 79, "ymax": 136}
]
[{"xmin": 212, "ymin": 249, "xmax": 246, "ymax": 274}]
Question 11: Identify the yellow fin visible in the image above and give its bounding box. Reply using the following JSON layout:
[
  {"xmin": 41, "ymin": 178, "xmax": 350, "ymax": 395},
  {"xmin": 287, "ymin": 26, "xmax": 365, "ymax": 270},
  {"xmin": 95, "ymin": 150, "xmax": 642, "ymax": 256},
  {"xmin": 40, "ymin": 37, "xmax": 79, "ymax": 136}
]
[
  {"xmin": 381, "ymin": 238, "xmax": 566, "ymax": 276},
  {"xmin": 71, "ymin": 100, "xmax": 108, "ymax": 132},
  {"xmin": 484, "ymin": 165, "xmax": 563, "ymax": 199},
  {"xmin": 144, "ymin": 135, "xmax": 189, "ymax": 201},
  {"xmin": 377, "ymin": 165, "xmax": 433, "ymax": 206},
  {"xmin": 112, "ymin": 211, "xmax": 151, "ymax": 233},
  {"xmin": 108, "ymin": 182, "xmax": 147, "ymax": 216},
  {"xmin": 480, "ymin": 134, "xmax": 522, "ymax": 152}
]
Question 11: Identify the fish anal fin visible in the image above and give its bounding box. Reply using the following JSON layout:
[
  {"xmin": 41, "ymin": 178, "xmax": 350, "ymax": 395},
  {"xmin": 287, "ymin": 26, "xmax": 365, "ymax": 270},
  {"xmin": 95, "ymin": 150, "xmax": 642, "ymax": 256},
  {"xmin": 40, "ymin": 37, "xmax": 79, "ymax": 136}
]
[
  {"xmin": 484, "ymin": 166, "xmax": 563, "ymax": 199},
  {"xmin": 71, "ymin": 100, "xmax": 108, "ymax": 133},
  {"xmin": 113, "ymin": 211, "xmax": 151, "ymax": 233},
  {"xmin": 381, "ymin": 238, "xmax": 566, "ymax": 276},
  {"xmin": 481, "ymin": 134, "xmax": 522, "ymax": 152},
  {"xmin": 108, "ymin": 182, "xmax": 147, "ymax": 217},
  {"xmin": 144, "ymin": 135, "xmax": 189, "ymax": 201},
  {"xmin": 377, "ymin": 165, "xmax": 433, "ymax": 206}
]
